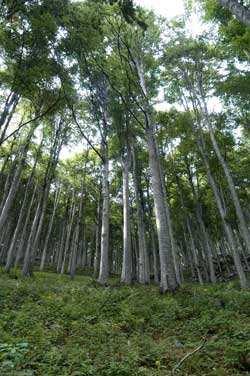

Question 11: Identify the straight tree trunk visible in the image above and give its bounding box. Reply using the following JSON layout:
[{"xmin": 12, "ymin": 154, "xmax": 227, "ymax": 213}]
[
  {"xmin": 61, "ymin": 193, "xmax": 76, "ymax": 274},
  {"xmin": 182, "ymin": 88, "xmax": 247, "ymax": 288},
  {"xmin": 14, "ymin": 183, "xmax": 38, "ymax": 267},
  {"xmin": 196, "ymin": 85, "xmax": 250, "ymax": 261},
  {"xmin": 57, "ymin": 221, "xmax": 66, "ymax": 273},
  {"xmin": 22, "ymin": 199, "xmax": 42, "ymax": 276},
  {"xmin": 69, "ymin": 226, "xmax": 78, "ymax": 278},
  {"xmin": 146, "ymin": 125, "xmax": 177, "ymax": 292},
  {"xmin": 98, "ymin": 147, "xmax": 110, "ymax": 285},
  {"xmin": 0, "ymin": 96, "xmax": 19, "ymax": 144},
  {"xmin": 186, "ymin": 217, "xmax": 204, "ymax": 284},
  {"xmin": 135, "ymin": 58, "xmax": 177, "ymax": 292},
  {"xmin": 207, "ymin": 123, "xmax": 250, "ymax": 256},
  {"xmin": 184, "ymin": 163, "xmax": 216, "ymax": 283},
  {"xmin": 94, "ymin": 192, "xmax": 102, "ymax": 278},
  {"xmin": 132, "ymin": 145, "xmax": 149, "ymax": 284},
  {"xmin": 197, "ymin": 137, "xmax": 248, "ymax": 288},
  {"xmin": 5, "ymin": 180, "xmax": 35, "ymax": 272},
  {"xmin": 151, "ymin": 230, "xmax": 160, "ymax": 284},
  {"xmin": 165, "ymin": 202, "xmax": 181, "ymax": 285},
  {"xmin": 22, "ymin": 121, "xmax": 63, "ymax": 275},
  {"xmin": 70, "ymin": 184, "xmax": 84, "ymax": 278},
  {"xmin": 5, "ymin": 139, "xmax": 43, "ymax": 272},
  {"xmin": 0, "ymin": 92, "xmax": 19, "ymax": 131},
  {"xmin": 40, "ymin": 188, "xmax": 60, "ymax": 271},
  {"xmin": 121, "ymin": 147, "xmax": 132, "ymax": 284},
  {"xmin": 0, "ymin": 131, "xmax": 32, "ymax": 233}
]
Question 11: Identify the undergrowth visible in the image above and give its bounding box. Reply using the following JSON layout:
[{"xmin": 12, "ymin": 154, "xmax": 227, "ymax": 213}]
[{"xmin": 0, "ymin": 271, "xmax": 249, "ymax": 375}]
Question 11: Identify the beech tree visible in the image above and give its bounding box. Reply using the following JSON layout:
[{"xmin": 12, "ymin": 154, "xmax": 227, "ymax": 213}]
[{"xmin": 0, "ymin": 0, "xmax": 249, "ymax": 290}]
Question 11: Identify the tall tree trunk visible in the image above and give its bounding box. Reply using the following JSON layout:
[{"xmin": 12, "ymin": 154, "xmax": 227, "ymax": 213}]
[
  {"xmin": 186, "ymin": 217, "xmax": 204, "ymax": 284},
  {"xmin": 22, "ymin": 199, "xmax": 41, "ymax": 276},
  {"xmin": 0, "ymin": 162, "xmax": 16, "ymax": 215},
  {"xmin": 195, "ymin": 84, "xmax": 250, "ymax": 260},
  {"xmin": 121, "ymin": 147, "xmax": 132, "ymax": 284},
  {"xmin": 40, "ymin": 188, "xmax": 60, "ymax": 271},
  {"xmin": 94, "ymin": 191, "xmax": 102, "ymax": 278},
  {"xmin": 207, "ymin": 123, "xmax": 250, "ymax": 256},
  {"xmin": 57, "ymin": 221, "xmax": 66, "ymax": 273},
  {"xmin": 94, "ymin": 224, "xmax": 101, "ymax": 276},
  {"xmin": 0, "ymin": 92, "xmax": 19, "ymax": 131},
  {"xmin": 151, "ymin": 230, "xmax": 160, "ymax": 284},
  {"xmin": 5, "ymin": 138, "xmax": 43, "ymax": 272},
  {"xmin": 69, "ymin": 226, "xmax": 78, "ymax": 278},
  {"xmin": 183, "ymin": 162, "xmax": 216, "ymax": 283},
  {"xmin": 14, "ymin": 183, "xmax": 38, "ymax": 267},
  {"xmin": 70, "ymin": 184, "xmax": 84, "ymax": 278},
  {"xmin": 197, "ymin": 137, "xmax": 248, "ymax": 288},
  {"xmin": 146, "ymin": 125, "xmax": 177, "ymax": 292},
  {"xmin": 5, "ymin": 180, "xmax": 35, "ymax": 272},
  {"xmin": 0, "ymin": 95, "xmax": 19, "ymax": 144},
  {"xmin": 135, "ymin": 58, "xmax": 177, "ymax": 292},
  {"xmin": 22, "ymin": 121, "xmax": 64, "ymax": 276},
  {"xmin": 98, "ymin": 147, "xmax": 110, "ymax": 285},
  {"xmin": 182, "ymin": 87, "xmax": 247, "ymax": 288},
  {"xmin": 0, "ymin": 130, "xmax": 33, "ymax": 233},
  {"xmin": 0, "ymin": 221, "xmax": 12, "ymax": 264},
  {"xmin": 132, "ymin": 145, "xmax": 149, "ymax": 284},
  {"xmin": 61, "ymin": 193, "xmax": 76, "ymax": 274},
  {"xmin": 165, "ymin": 202, "xmax": 181, "ymax": 285}
]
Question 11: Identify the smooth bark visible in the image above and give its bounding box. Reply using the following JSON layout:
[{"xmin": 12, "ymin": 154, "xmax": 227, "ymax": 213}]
[
  {"xmin": 132, "ymin": 145, "xmax": 149, "ymax": 284},
  {"xmin": 98, "ymin": 149, "xmax": 110, "ymax": 285},
  {"xmin": 121, "ymin": 148, "xmax": 132, "ymax": 284},
  {"xmin": 135, "ymin": 58, "xmax": 177, "ymax": 292}
]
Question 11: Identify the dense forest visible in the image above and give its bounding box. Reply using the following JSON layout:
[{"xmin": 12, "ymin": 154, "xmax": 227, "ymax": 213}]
[
  {"xmin": 1, "ymin": 0, "xmax": 249, "ymax": 290},
  {"xmin": 0, "ymin": 1, "xmax": 249, "ymax": 374}
]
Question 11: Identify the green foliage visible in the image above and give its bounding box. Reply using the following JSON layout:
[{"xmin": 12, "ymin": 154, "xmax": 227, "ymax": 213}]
[
  {"xmin": 0, "ymin": 342, "xmax": 29, "ymax": 373},
  {"xmin": 200, "ymin": 0, "xmax": 250, "ymax": 59},
  {"xmin": 0, "ymin": 272, "xmax": 249, "ymax": 375}
]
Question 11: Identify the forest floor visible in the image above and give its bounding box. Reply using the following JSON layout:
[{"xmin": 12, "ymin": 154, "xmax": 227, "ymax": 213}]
[{"xmin": 0, "ymin": 271, "xmax": 249, "ymax": 376}]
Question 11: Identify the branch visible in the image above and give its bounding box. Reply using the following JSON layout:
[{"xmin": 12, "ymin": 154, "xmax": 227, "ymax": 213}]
[
  {"xmin": 87, "ymin": 50, "xmax": 146, "ymax": 129},
  {"xmin": 68, "ymin": 101, "xmax": 104, "ymax": 163},
  {"xmin": 0, "ymin": 96, "xmax": 61, "ymax": 145},
  {"xmin": 172, "ymin": 337, "xmax": 207, "ymax": 374}
]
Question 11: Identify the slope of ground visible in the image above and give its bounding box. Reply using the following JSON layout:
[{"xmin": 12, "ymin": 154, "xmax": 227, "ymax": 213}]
[{"xmin": 0, "ymin": 271, "xmax": 249, "ymax": 375}]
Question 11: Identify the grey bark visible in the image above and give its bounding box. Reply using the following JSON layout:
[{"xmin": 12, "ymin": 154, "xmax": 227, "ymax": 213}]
[
  {"xmin": 98, "ymin": 149, "xmax": 110, "ymax": 284},
  {"xmin": 5, "ymin": 180, "xmax": 35, "ymax": 272},
  {"xmin": 184, "ymin": 161, "xmax": 216, "ymax": 283},
  {"xmin": 61, "ymin": 192, "xmax": 76, "ymax": 274},
  {"xmin": 5, "ymin": 138, "xmax": 43, "ymax": 272},
  {"xmin": 22, "ymin": 199, "xmax": 41, "ymax": 276},
  {"xmin": 135, "ymin": 58, "xmax": 177, "ymax": 292},
  {"xmin": 57, "ymin": 221, "xmax": 66, "ymax": 273},
  {"xmin": 186, "ymin": 217, "xmax": 204, "ymax": 284},
  {"xmin": 70, "ymin": 184, "xmax": 84, "ymax": 278},
  {"xmin": 207, "ymin": 123, "xmax": 250, "ymax": 256},
  {"xmin": 165, "ymin": 202, "xmax": 181, "ymax": 285},
  {"xmin": 197, "ymin": 137, "xmax": 247, "ymax": 288},
  {"xmin": 40, "ymin": 188, "xmax": 60, "ymax": 271},
  {"xmin": 218, "ymin": 0, "xmax": 250, "ymax": 26},
  {"xmin": 0, "ymin": 92, "xmax": 19, "ymax": 131},
  {"xmin": 151, "ymin": 230, "xmax": 160, "ymax": 284},
  {"xmin": 121, "ymin": 147, "xmax": 132, "ymax": 284},
  {"xmin": 14, "ymin": 183, "xmax": 38, "ymax": 267},
  {"xmin": 0, "ymin": 131, "xmax": 32, "ymax": 233},
  {"xmin": 22, "ymin": 120, "xmax": 64, "ymax": 275},
  {"xmin": 132, "ymin": 145, "xmax": 149, "ymax": 284}
]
